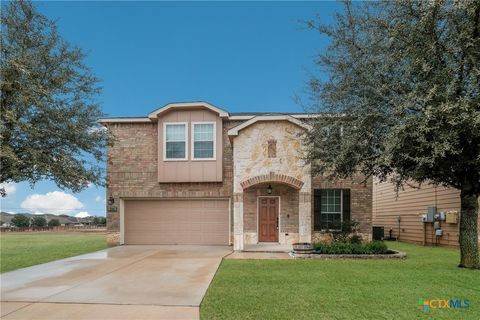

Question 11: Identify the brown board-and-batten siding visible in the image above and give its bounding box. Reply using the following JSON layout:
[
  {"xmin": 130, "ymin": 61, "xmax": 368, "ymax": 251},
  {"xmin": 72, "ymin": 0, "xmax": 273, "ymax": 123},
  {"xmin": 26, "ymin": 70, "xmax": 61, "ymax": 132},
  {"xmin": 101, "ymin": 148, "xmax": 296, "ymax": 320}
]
[{"xmin": 373, "ymin": 179, "xmax": 480, "ymax": 247}]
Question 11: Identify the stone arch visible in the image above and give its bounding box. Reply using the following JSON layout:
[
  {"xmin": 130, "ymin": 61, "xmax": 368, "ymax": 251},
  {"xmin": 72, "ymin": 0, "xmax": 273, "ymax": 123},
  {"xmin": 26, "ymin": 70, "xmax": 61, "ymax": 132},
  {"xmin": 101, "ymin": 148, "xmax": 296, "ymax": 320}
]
[{"xmin": 240, "ymin": 172, "xmax": 304, "ymax": 190}]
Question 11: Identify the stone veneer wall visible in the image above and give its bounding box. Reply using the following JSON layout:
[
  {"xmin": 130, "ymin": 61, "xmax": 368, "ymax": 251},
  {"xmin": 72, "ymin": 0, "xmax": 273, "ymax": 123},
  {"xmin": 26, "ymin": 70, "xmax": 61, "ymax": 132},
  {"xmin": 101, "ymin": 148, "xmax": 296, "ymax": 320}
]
[
  {"xmin": 243, "ymin": 183, "xmax": 300, "ymax": 244},
  {"xmin": 232, "ymin": 121, "xmax": 312, "ymax": 249},
  {"xmin": 105, "ymin": 120, "xmax": 241, "ymax": 245},
  {"xmin": 311, "ymin": 175, "xmax": 373, "ymax": 242}
]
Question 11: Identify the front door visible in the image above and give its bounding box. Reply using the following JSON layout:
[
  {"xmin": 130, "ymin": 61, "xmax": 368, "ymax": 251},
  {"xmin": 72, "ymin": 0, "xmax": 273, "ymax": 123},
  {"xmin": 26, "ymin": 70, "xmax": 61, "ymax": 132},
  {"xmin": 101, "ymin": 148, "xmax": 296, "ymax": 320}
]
[{"xmin": 258, "ymin": 197, "xmax": 279, "ymax": 242}]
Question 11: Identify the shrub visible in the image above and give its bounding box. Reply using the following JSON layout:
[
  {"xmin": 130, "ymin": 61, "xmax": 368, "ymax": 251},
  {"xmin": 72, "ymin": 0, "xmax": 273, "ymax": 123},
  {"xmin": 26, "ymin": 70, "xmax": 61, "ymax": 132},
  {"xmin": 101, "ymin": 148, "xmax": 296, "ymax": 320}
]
[
  {"xmin": 366, "ymin": 241, "xmax": 388, "ymax": 254},
  {"xmin": 349, "ymin": 234, "xmax": 363, "ymax": 244},
  {"xmin": 314, "ymin": 240, "xmax": 388, "ymax": 254},
  {"xmin": 328, "ymin": 220, "xmax": 360, "ymax": 243}
]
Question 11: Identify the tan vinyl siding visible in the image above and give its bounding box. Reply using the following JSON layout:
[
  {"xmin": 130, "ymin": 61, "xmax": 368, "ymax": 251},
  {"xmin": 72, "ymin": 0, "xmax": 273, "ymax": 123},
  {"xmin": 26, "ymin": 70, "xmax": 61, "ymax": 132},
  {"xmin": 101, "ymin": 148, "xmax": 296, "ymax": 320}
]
[
  {"xmin": 373, "ymin": 180, "xmax": 479, "ymax": 247},
  {"xmin": 158, "ymin": 109, "xmax": 223, "ymax": 182}
]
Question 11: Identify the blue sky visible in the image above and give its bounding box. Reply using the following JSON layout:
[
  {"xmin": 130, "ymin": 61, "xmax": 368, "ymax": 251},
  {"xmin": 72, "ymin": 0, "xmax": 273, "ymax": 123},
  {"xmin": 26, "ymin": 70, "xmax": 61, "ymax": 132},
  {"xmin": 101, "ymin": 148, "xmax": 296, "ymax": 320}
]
[{"xmin": 0, "ymin": 1, "xmax": 340, "ymax": 217}]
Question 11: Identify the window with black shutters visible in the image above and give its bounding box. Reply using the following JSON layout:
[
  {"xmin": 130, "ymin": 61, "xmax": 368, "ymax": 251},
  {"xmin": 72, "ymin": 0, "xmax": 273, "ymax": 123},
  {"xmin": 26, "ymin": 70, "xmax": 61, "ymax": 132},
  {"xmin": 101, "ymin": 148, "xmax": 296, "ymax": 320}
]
[{"xmin": 314, "ymin": 188, "xmax": 351, "ymax": 231}]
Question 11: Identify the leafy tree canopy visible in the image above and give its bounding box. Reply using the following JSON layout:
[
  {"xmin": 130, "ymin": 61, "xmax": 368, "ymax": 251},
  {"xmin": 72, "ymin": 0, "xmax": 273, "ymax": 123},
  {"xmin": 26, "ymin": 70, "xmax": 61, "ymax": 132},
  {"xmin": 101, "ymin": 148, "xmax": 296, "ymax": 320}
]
[
  {"xmin": 305, "ymin": 0, "xmax": 479, "ymax": 268},
  {"xmin": 31, "ymin": 215, "xmax": 47, "ymax": 227},
  {"xmin": 0, "ymin": 0, "xmax": 108, "ymax": 196},
  {"xmin": 11, "ymin": 214, "xmax": 30, "ymax": 227},
  {"xmin": 48, "ymin": 218, "xmax": 60, "ymax": 227}
]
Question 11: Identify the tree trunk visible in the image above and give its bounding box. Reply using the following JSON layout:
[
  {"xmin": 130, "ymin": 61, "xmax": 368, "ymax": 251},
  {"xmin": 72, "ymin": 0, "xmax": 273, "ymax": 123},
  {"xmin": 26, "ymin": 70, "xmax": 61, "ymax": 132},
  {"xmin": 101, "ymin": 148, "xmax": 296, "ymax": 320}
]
[{"xmin": 459, "ymin": 188, "xmax": 479, "ymax": 269}]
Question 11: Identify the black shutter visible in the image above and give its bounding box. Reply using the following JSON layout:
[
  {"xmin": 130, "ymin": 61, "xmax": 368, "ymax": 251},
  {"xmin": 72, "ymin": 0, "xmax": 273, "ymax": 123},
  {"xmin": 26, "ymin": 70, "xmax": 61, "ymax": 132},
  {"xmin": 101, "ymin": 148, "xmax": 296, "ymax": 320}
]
[
  {"xmin": 342, "ymin": 189, "xmax": 351, "ymax": 222},
  {"xmin": 314, "ymin": 189, "xmax": 322, "ymax": 231}
]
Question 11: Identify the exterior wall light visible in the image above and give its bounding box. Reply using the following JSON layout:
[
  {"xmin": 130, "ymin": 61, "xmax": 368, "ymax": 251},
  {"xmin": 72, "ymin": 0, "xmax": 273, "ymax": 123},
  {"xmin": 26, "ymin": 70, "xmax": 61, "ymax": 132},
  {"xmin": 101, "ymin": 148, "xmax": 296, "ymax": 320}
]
[
  {"xmin": 108, "ymin": 196, "xmax": 115, "ymax": 205},
  {"xmin": 267, "ymin": 184, "xmax": 272, "ymax": 195}
]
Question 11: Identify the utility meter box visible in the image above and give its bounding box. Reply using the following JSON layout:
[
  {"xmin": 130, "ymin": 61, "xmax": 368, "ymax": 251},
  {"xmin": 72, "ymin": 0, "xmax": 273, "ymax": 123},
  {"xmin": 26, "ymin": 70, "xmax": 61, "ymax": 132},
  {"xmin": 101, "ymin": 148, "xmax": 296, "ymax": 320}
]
[
  {"xmin": 446, "ymin": 211, "xmax": 459, "ymax": 224},
  {"xmin": 424, "ymin": 207, "xmax": 436, "ymax": 223},
  {"xmin": 435, "ymin": 229, "xmax": 443, "ymax": 236}
]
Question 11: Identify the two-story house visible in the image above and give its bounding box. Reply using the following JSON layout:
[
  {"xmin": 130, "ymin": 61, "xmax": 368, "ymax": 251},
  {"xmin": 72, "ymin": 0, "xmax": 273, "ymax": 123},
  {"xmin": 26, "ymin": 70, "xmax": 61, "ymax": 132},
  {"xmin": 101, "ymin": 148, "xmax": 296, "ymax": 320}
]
[{"xmin": 100, "ymin": 102, "xmax": 372, "ymax": 250}]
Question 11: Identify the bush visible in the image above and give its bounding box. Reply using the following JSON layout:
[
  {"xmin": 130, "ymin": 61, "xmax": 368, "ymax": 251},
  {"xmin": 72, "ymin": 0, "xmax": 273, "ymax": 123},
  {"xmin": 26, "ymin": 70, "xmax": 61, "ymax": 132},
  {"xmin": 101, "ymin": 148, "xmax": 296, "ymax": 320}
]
[
  {"xmin": 366, "ymin": 241, "xmax": 388, "ymax": 254},
  {"xmin": 48, "ymin": 219, "xmax": 60, "ymax": 227},
  {"xmin": 349, "ymin": 234, "xmax": 363, "ymax": 244},
  {"xmin": 314, "ymin": 241, "xmax": 388, "ymax": 254},
  {"xmin": 11, "ymin": 214, "xmax": 30, "ymax": 227},
  {"xmin": 329, "ymin": 220, "xmax": 360, "ymax": 243}
]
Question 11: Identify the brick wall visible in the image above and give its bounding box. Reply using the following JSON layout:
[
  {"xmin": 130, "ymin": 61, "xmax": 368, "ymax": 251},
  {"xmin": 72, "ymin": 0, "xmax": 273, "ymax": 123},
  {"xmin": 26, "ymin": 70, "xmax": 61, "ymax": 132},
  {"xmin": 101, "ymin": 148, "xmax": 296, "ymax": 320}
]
[
  {"xmin": 311, "ymin": 175, "xmax": 373, "ymax": 237},
  {"xmin": 105, "ymin": 120, "xmax": 239, "ymax": 233},
  {"xmin": 243, "ymin": 183, "xmax": 299, "ymax": 233}
]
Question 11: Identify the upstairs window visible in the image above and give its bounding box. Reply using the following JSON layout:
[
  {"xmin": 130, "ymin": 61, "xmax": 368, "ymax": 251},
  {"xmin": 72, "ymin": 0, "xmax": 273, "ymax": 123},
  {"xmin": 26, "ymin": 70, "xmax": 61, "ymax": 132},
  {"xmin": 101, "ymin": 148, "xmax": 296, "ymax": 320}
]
[
  {"xmin": 164, "ymin": 123, "xmax": 187, "ymax": 160},
  {"xmin": 192, "ymin": 122, "xmax": 215, "ymax": 160}
]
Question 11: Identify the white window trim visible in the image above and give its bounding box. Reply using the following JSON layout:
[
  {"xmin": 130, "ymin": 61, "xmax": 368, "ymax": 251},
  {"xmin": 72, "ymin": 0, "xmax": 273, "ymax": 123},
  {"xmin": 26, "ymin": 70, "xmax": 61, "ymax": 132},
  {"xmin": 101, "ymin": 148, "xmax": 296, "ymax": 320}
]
[
  {"xmin": 319, "ymin": 189, "xmax": 343, "ymax": 231},
  {"xmin": 191, "ymin": 121, "xmax": 216, "ymax": 161},
  {"xmin": 163, "ymin": 122, "xmax": 188, "ymax": 161}
]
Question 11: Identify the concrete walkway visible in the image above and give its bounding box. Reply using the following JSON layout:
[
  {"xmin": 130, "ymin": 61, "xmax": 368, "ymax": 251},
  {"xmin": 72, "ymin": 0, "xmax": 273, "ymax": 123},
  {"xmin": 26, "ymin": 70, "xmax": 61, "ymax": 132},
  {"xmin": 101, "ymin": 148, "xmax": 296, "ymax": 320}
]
[{"xmin": 1, "ymin": 245, "xmax": 231, "ymax": 320}]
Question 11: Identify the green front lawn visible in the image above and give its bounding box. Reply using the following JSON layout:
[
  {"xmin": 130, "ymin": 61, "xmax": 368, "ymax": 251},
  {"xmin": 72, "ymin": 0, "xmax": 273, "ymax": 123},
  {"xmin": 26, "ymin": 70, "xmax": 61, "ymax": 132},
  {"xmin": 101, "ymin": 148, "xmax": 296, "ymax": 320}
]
[
  {"xmin": 0, "ymin": 232, "xmax": 107, "ymax": 273},
  {"xmin": 201, "ymin": 242, "xmax": 480, "ymax": 320}
]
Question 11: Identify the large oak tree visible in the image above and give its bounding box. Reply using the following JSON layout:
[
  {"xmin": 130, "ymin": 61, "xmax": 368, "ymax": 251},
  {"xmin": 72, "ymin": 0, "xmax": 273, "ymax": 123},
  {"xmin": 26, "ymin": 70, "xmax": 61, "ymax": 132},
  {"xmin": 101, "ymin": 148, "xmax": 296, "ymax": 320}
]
[
  {"xmin": 305, "ymin": 0, "xmax": 479, "ymax": 268},
  {"xmin": 1, "ymin": 1, "xmax": 108, "ymax": 196}
]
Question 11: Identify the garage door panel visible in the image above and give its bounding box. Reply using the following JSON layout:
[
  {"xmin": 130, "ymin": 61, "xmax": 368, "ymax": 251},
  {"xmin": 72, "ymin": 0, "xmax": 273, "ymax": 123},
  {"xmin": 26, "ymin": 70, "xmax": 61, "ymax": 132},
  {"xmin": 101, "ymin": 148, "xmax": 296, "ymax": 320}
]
[{"xmin": 124, "ymin": 199, "xmax": 229, "ymax": 245}]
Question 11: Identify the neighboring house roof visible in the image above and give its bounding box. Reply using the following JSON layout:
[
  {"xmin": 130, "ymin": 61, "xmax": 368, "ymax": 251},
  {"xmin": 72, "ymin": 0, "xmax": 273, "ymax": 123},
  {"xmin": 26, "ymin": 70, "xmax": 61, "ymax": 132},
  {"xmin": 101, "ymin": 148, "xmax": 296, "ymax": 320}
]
[
  {"xmin": 227, "ymin": 115, "xmax": 312, "ymax": 136},
  {"xmin": 98, "ymin": 101, "xmax": 320, "ymax": 123}
]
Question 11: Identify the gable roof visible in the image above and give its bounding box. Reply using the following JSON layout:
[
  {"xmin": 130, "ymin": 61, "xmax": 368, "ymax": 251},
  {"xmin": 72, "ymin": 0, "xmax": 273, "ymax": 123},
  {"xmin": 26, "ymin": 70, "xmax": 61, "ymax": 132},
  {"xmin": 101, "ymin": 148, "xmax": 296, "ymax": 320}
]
[
  {"xmin": 227, "ymin": 115, "xmax": 312, "ymax": 136},
  {"xmin": 98, "ymin": 101, "xmax": 321, "ymax": 123},
  {"xmin": 148, "ymin": 102, "xmax": 229, "ymax": 119}
]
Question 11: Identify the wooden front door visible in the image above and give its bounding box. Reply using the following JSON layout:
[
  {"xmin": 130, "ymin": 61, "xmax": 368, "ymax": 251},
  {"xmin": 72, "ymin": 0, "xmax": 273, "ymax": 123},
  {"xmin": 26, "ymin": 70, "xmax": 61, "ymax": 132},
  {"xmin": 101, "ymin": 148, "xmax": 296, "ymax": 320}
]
[{"xmin": 258, "ymin": 197, "xmax": 279, "ymax": 242}]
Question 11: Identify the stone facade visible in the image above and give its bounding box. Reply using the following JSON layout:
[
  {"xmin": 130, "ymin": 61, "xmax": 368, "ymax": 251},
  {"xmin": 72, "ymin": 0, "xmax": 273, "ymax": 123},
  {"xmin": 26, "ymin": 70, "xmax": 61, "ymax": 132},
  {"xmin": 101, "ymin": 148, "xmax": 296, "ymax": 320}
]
[{"xmin": 231, "ymin": 120, "xmax": 312, "ymax": 250}]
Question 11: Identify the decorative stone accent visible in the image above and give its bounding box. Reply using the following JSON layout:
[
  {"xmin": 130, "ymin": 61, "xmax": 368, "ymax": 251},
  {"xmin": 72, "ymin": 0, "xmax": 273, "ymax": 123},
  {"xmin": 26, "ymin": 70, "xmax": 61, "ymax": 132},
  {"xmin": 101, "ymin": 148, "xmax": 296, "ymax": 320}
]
[
  {"xmin": 244, "ymin": 232, "xmax": 258, "ymax": 245},
  {"xmin": 279, "ymin": 232, "xmax": 299, "ymax": 244},
  {"xmin": 233, "ymin": 199, "xmax": 244, "ymax": 251},
  {"xmin": 267, "ymin": 139, "xmax": 277, "ymax": 158},
  {"xmin": 299, "ymin": 192, "xmax": 312, "ymax": 242},
  {"xmin": 107, "ymin": 232, "xmax": 120, "ymax": 247},
  {"xmin": 240, "ymin": 172, "xmax": 304, "ymax": 190}
]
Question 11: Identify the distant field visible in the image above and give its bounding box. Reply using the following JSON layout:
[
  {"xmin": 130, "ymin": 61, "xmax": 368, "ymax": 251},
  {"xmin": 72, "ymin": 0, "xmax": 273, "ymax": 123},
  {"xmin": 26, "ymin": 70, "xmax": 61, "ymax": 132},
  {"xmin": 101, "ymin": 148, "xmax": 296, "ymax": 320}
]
[{"xmin": 0, "ymin": 232, "xmax": 107, "ymax": 273}]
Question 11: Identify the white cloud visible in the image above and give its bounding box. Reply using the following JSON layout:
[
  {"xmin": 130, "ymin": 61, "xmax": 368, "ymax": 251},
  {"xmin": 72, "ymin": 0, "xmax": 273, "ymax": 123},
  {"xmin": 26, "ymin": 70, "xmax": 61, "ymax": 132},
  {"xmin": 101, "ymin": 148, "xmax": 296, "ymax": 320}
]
[
  {"xmin": 0, "ymin": 182, "xmax": 16, "ymax": 196},
  {"xmin": 20, "ymin": 191, "xmax": 84, "ymax": 215},
  {"xmin": 87, "ymin": 182, "xmax": 94, "ymax": 188},
  {"xmin": 33, "ymin": 211, "xmax": 45, "ymax": 215},
  {"xmin": 95, "ymin": 195, "xmax": 102, "ymax": 202},
  {"xmin": 75, "ymin": 211, "xmax": 91, "ymax": 218}
]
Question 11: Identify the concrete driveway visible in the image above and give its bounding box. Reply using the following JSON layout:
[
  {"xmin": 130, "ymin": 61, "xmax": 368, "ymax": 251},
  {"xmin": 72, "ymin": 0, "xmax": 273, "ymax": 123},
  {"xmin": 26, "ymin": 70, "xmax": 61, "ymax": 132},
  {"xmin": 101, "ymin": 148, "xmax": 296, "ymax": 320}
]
[{"xmin": 1, "ymin": 245, "xmax": 231, "ymax": 320}]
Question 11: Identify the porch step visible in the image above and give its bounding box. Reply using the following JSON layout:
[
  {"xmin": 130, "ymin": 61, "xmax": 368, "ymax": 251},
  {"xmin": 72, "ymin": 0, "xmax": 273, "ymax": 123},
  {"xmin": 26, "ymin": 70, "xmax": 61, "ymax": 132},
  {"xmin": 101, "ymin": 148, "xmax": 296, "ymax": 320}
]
[{"xmin": 243, "ymin": 244, "xmax": 293, "ymax": 253}]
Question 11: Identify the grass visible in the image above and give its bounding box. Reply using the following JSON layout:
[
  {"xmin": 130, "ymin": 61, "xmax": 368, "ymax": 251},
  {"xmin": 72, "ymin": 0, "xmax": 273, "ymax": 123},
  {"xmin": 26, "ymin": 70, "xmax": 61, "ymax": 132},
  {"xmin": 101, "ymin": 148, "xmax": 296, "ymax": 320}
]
[
  {"xmin": 0, "ymin": 232, "xmax": 107, "ymax": 273},
  {"xmin": 201, "ymin": 242, "xmax": 480, "ymax": 320}
]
